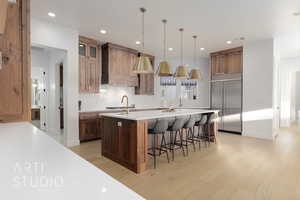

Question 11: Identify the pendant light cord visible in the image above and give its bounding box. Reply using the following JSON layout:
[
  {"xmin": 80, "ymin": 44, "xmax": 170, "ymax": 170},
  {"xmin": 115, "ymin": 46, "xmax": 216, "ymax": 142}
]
[
  {"xmin": 141, "ymin": 8, "xmax": 145, "ymax": 53},
  {"xmin": 179, "ymin": 28, "xmax": 184, "ymax": 65},
  {"xmin": 163, "ymin": 20, "xmax": 167, "ymax": 60},
  {"xmin": 193, "ymin": 35, "xmax": 197, "ymax": 66}
]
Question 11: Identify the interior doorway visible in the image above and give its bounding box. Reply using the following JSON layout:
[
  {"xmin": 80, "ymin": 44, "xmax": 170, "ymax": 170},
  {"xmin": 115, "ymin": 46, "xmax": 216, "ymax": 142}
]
[{"xmin": 30, "ymin": 45, "xmax": 66, "ymax": 144}]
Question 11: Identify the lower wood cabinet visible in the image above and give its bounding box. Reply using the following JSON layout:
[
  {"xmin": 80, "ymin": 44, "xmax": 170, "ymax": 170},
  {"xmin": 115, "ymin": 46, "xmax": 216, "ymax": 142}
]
[
  {"xmin": 101, "ymin": 117, "xmax": 148, "ymax": 173},
  {"xmin": 101, "ymin": 118, "xmax": 135, "ymax": 166},
  {"xmin": 79, "ymin": 117, "xmax": 101, "ymax": 142}
]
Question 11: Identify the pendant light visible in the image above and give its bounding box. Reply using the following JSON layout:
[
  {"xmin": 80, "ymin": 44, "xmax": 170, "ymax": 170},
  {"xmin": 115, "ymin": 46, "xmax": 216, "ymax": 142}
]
[
  {"xmin": 190, "ymin": 35, "xmax": 202, "ymax": 80},
  {"xmin": 133, "ymin": 7, "xmax": 154, "ymax": 74},
  {"xmin": 157, "ymin": 19, "xmax": 172, "ymax": 76},
  {"xmin": 175, "ymin": 28, "xmax": 189, "ymax": 79}
]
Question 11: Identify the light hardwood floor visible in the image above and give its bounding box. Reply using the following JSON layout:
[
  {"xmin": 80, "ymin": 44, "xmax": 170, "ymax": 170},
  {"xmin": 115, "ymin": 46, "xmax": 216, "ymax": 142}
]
[{"xmin": 70, "ymin": 125, "xmax": 300, "ymax": 200}]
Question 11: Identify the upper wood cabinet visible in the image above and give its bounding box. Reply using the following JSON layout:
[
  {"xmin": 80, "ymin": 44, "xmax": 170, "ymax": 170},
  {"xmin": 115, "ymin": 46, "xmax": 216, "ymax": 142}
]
[
  {"xmin": 79, "ymin": 36, "xmax": 101, "ymax": 93},
  {"xmin": 102, "ymin": 43, "xmax": 139, "ymax": 87},
  {"xmin": 135, "ymin": 54, "xmax": 155, "ymax": 95},
  {"xmin": 211, "ymin": 47, "xmax": 243, "ymax": 76},
  {"xmin": 0, "ymin": 0, "xmax": 30, "ymax": 122},
  {"xmin": 0, "ymin": 0, "xmax": 8, "ymax": 34},
  {"xmin": 211, "ymin": 54, "xmax": 226, "ymax": 75},
  {"xmin": 226, "ymin": 51, "xmax": 243, "ymax": 74}
]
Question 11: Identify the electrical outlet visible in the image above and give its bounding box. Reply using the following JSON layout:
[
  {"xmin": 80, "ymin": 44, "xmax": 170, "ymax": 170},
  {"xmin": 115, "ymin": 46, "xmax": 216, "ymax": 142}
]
[{"xmin": 117, "ymin": 122, "xmax": 122, "ymax": 127}]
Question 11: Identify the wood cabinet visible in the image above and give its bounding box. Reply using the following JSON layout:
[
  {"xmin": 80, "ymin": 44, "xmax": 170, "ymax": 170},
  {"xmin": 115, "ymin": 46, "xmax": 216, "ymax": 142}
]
[
  {"xmin": 79, "ymin": 117, "xmax": 101, "ymax": 142},
  {"xmin": 102, "ymin": 43, "xmax": 139, "ymax": 87},
  {"xmin": 79, "ymin": 36, "xmax": 101, "ymax": 93},
  {"xmin": 226, "ymin": 51, "xmax": 242, "ymax": 74},
  {"xmin": 211, "ymin": 47, "xmax": 243, "ymax": 76},
  {"xmin": 211, "ymin": 54, "xmax": 226, "ymax": 75},
  {"xmin": 135, "ymin": 54, "xmax": 155, "ymax": 95},
  {"xmin": 31, "ymin": 108, "xmax": 40, "ymax": 120},
  {"xmin": 0, "ymin": 0, "xmax": 8, "ymax": 34},
  {"xmin": 101, "ymin": 117, "xmax": 148, "ymax": 173},
  {"xmin": 0, "ymin": 0, "xmax": 30, "ymax": 122}
]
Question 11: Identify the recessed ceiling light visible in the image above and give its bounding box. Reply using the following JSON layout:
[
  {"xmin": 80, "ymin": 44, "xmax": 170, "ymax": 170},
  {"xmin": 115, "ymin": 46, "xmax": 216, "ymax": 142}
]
[
  {"xmin": 135, "ymin": 41, "xmax": 141, "ymax": 45},
  {"xmin": 226, "ymin": 40, "xmax": 232, "ymax": 44},
  {"xmin": 200, "ymin": 47, "xmax": 205, "ymax": 51},
  {"xmin": 100, "ymin": 29, "xmax": 107, "ymax": 34},
  {"xmin": 293, "ymin": 12, "xmax": 300, "ymax": 16},
  {"xmin": 48, "ymin": 12, "xmax": 56, "ymax": 18},
  {"xmin": 168, "ymin": 47, "xmax": 173, "ymax": 51}
]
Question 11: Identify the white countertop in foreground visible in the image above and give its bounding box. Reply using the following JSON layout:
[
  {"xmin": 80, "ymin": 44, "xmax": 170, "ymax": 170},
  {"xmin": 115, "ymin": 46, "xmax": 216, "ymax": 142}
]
[
  {"xmin": 0, "ymin": 122, "xmax": 144, "ymax": 200},
  {"xmin": 100, "ymin": 109, "xmax": 219, "ymax": 121}
]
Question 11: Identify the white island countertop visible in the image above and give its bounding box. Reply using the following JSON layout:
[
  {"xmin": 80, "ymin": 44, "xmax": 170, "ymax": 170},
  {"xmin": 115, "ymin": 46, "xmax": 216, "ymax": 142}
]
[
  {"xmin": 100, "ymin": 109, "xmax": 219, "ymax": 121},
  {"xmin": 0, "ymin": 122, "xmax": 144, "ymax": 200}
]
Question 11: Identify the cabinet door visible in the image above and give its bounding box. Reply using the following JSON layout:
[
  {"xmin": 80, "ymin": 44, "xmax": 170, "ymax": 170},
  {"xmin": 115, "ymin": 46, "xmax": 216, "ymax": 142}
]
[
  {"xmin": 118, "ymin": 120, "xmax": 135, "ymax": 166},
  {"xmin": 79, "ymin": 43, "xmax": 87, "ymax": 92},
  {"xmin": 211, "ymin": 55, "xmax": 218, "ymax": 75},
  {"xmin": 79, "ymin": 37, "xmax": 100, "ymax": 94},
  {"xmin": 79, "ymin": 118, "xmax": 100, "ymax": 142},
  {"xmin": 87, "ymin": 45, "xmax": 100, "ymax": 93},
  {"xmin": 135, "ymin": 55, "xmax": 154, "ymax": 95},
  {"xmin": 0, "ymin": 0, "xmax": 30, "ymax": 122},
  {"xmin": 101, "ymin": 118, "xmax": 119, "ymax": 156},
  {"xmin": 211, "ymin": 55, "xmax": 225, "ymax": 75},
  {"xmin": 226, "ymin": 52, "xmax": 242, "ymax": 74}
]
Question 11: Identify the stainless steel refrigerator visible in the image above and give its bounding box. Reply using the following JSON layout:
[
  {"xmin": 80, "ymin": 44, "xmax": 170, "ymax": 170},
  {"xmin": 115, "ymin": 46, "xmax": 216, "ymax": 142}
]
[{"xmin": 211, "ymin": 74, "xmax": 242, "ymax": 134}]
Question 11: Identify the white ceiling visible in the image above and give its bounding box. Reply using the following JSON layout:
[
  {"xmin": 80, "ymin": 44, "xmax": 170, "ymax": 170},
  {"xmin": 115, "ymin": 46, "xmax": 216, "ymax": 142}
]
[{"xmin": 31, "ymin": 0, "xmax": 300, "ymax": 58}]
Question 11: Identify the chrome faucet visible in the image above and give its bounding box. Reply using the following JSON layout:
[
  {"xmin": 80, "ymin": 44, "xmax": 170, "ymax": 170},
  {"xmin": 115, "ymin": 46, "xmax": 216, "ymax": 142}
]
[
  {"xmin": 121, "ymin": 95, "xmax": 129, "ymax": 114},
  {"xmin": 179, "ymin": 97, "xmax": 183, "ymax": 107}
]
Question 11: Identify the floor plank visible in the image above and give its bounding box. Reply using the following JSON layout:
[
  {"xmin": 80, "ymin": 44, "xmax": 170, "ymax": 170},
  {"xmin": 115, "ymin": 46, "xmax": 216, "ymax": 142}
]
[{"xmin": 70, "ymin": 125, "xmax": 300, "ymax": 200}]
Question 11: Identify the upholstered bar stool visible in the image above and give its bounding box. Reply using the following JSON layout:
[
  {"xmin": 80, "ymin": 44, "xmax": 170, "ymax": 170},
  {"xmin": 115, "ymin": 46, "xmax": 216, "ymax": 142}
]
[
  {"xmin": 193, "ymin": 114, "xmax": 206, "ymax": 150},
  {"xmin": 167, "ymin": 116, "xmax": 188, "ymax": 161},
  {"xmin": 148, "ymin": 119, "xmax": 170, "ymax": 168},
  {"xmin": 182, "ymin": 115, "xmax": 197, "ymax": 155},
  {"xmin": 203, "ymin": 112, "xmax": 217, "ymax": 145},
  {"xmin": 196, "ymin": 113, "xmax": 215, "ymax": 147}
]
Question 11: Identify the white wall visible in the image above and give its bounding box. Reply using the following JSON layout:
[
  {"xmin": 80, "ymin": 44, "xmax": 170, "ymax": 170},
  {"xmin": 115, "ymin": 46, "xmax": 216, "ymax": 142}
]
[
  {"xmin": 31, "ymin": 47, "xmax": 66, "ymax": 136},
  {"xmin": 47, "ymin": 49, "xmax": 66, "ymax": 136},
  {"xmin": 278, "ymin": 57, "xmax": 300, "ymax": 127},
  {"xmin": 79, "ymin": 56, "xmax": 210, "ymax": 112},
  {"xmin": 243, "ymin": 39, "xmax": 274, "ymax": 139},
  {"xmin": 31, "ymin": 18, "xmax": 79, "ymax": 147},
  {"xmin": 296, "ymin": 72, "xmax": 300, "ymax": 122}
]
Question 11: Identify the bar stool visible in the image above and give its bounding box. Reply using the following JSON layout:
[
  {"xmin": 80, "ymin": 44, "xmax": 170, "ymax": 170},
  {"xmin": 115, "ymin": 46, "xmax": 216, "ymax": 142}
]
[
  {"xmin": 195, "ymin": 113, "xmax": 214, "ymax": 147},
  {"xmin": 148, "ymin": 119, "xmax": 170, "ymax": 168},
  {"xmin": 167, "ymin": 116, "xmax": 188, "ymax": 161},
  {"xmin": 182, "ymin": 115, "xmax": 197, "ymax": 155},
  {"xmin": 193, "ymin": 114, "xmax": 206, "ymax": 149},
  {"xmin": 202, "ymin": 112, "xmax": 217, "ymax": 145}
]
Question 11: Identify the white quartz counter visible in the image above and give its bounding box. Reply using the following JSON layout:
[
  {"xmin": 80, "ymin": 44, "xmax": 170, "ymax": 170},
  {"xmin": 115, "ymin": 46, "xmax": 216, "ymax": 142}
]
[
  {"xmin": 0, "ymin": 122, "xmax": 144, "ymax": 200},
  {"xmin": 100, "ymin": 109, "xmax": 219, "ymax": 121}
]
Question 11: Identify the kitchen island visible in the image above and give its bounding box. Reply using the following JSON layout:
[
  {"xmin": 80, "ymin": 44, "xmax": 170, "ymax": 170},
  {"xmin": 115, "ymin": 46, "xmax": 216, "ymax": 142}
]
[
  {"xmin": 0, "ymin": 122, "xmax": 144, "ymax": 200},
  {"xmin": 100, "ymin": 109, "xmax": 219, "ymax": 174}
]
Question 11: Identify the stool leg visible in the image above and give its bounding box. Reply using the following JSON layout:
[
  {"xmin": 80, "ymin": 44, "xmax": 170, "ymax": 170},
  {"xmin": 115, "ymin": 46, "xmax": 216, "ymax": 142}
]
[
  {"xmin": 161, "ymin": 133, "xmax": 170, "ymax": 163},
  {"xmin": 198, "ymin": 125, "xmax": 201, "ymax": 150},
  {"xmin": 179, "ymin": 130, "xmax": 186, "ymax": 157},
  {"xmin": 153, "ymin": 134, "xmax": 156, "ymax": 169},
  {"xmin": 170, "ymin": 131, "xmax": 175, "ymax": 161},
  {"xmin": 191, "ymin": 127, "xmax": 196, "ymax": 152},
  {"xmin": 185, "ymin": 129, "xmax": 189, "ymax": 156}
]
